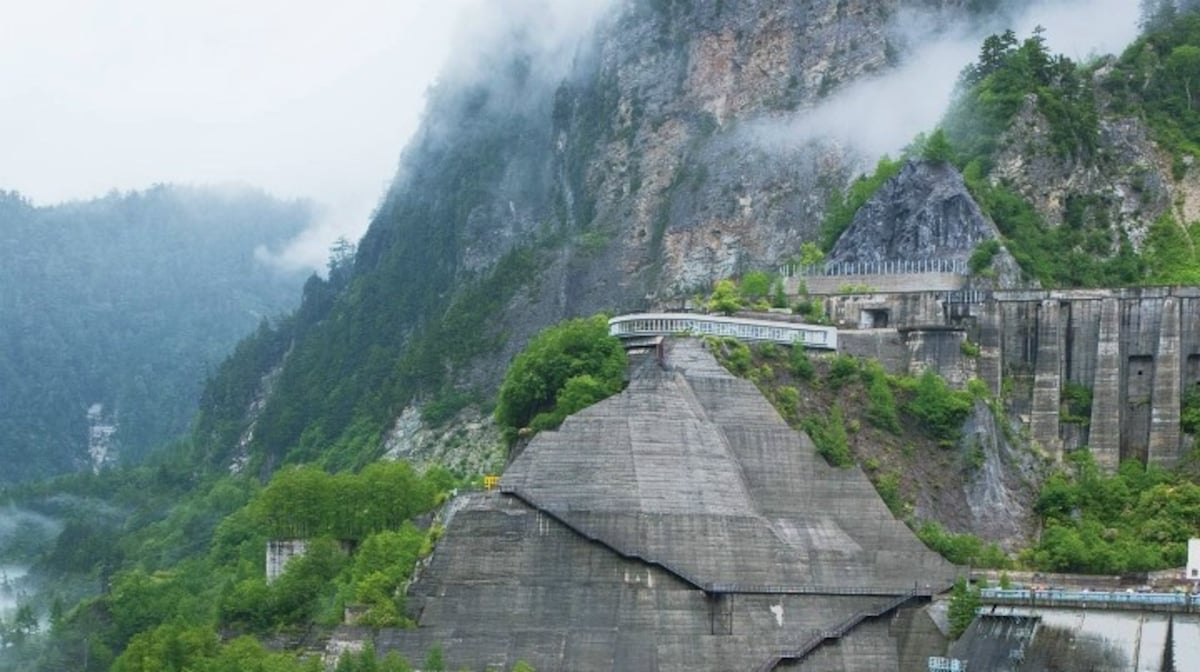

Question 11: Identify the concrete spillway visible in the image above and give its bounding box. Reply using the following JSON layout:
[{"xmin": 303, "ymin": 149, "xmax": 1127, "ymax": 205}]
[
  {"xmin": 372, "ymin": 339, "xmax": 959, "ymax": 670},
  {"xmin": 953, "ymin": 608, "xmax": 1200, "ymax": 671}
]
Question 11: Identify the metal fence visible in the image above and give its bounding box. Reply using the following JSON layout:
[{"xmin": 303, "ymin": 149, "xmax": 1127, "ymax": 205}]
[{"xmin": 782, "ymin": 259, "xmax": 969, "ymax": 278}]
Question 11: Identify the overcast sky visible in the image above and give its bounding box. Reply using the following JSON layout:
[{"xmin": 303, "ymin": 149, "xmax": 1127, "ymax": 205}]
[
  {"xmin": 0, "ymin": 0, "xmax": 1141, "ymax": 273},
  {"xmin": 0, "ymin": 0, "xmax": 479, "ymax": 269}
]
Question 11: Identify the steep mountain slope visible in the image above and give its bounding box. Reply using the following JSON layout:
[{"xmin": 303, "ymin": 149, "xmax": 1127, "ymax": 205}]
[
  {"xmin": 0, "ymin": 186, "xmax": 309, "ymax": 482},
  {"xmin": 197, "ymin": 0, "xmax": 1033, "ymax": 474}
]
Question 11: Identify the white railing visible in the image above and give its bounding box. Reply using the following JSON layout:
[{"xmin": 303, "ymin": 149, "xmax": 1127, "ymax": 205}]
[
  {"xmin": 608, "ymin": 313, "xmax": 838, "ymax": 350},
  {"xmin": 782, "ymin": 259, "xmax": 969, "ymax": 278}
]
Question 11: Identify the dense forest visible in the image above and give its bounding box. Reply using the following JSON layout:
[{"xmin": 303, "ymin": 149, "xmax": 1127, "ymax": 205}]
[{"xmin": 0, "ymin": 186, "xmax": 310, "ymax": 482}]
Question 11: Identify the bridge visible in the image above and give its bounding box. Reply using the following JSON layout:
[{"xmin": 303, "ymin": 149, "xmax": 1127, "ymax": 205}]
[{"xmin": 608, "ymin": 312, "xmax": 838, "ymax": 350}]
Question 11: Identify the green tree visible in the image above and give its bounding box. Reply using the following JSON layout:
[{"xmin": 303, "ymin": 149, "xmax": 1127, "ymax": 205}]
[
  {"xmin": 921, "ymin": 128, "xmax": 955, "ymax": 163},
  {"xmin": 707, "ymin": 279, "xmax": 743, "ymax": 315},
  {"xmin": 740, "ymin": 271, "xmax": 772, "ymax": 300},
  {"xmin": 947, "ymin": 577, "xmax": 980, "ymax": 638},
  {"xmin": 494, "ymin": 315, "xmax": 626, "ymax": 442},
  {"xmin": 865, "ymin": 372, "xmax": 901, "ymax": 434},
  {"xmin": 906, "ymin": 370, "xmax": 973, "ymax": 442},
  {"xmin": 1168, "ymin": 44, "xmax": 1200, "ymax": 109},
  {"xmin": 798, "ymin": 241, "xmax": 825, "ymax": 267},
  {"xmin": 789, "ymin": 345, "xmax": 815, "ymax": 382}
]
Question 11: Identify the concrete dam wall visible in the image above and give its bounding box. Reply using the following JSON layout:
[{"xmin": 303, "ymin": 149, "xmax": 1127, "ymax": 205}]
[
  {"xmin": 365, "ymin": 340, "xmax": 959, "ymax": 671},
  {"xmin": 824, "ymin": 286, "xmax": 1200, "ymax": 470}
]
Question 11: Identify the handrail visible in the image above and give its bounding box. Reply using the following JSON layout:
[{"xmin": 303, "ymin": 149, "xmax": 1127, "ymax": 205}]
[
  {"xmin": 755, "ymin": 591, "xmax": 924, "ymax": 672},
  {"xmin": 607, "ymin": 313, "xmax": 838, "ymax": 350}
]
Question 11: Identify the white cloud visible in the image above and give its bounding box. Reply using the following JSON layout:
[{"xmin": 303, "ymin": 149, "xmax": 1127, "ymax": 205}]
[{"xmin": 746, "ymin": 0, "xmax": 1141, "ymax": 166}]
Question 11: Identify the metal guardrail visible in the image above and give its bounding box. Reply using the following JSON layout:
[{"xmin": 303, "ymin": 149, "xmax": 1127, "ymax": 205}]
[
  {"xmin": 607, "ymin": 313, "xmax": 838, "ymax": 350},
  {"xmin": 782, "ymin": 259, "xmax": 969, "ymax": 278},
  {"xmin": 980, "ymin": 587, "xmax": 1200, "ymax": 613},
  {"xmin": 756, "ymin": 591, "xmax": 926, "ymax": 672}
]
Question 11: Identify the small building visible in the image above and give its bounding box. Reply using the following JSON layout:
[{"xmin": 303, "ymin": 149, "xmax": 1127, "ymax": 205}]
[{"xmin": 1189, "ymin": 539, "xmax": 1200, "ymax": 581}]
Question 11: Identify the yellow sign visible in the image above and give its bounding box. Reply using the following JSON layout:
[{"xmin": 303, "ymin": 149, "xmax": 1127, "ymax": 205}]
[{"xmin": 484, "ymin": 475, "xmax": 500, "ymax": 490}]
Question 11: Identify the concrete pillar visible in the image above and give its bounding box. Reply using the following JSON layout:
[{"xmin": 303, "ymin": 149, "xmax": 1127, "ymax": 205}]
[
  {"xmin": 266, "ymin": 539, "xmax": 308, "ymax": 583},
  {"xmin": 977, "ymin": 298, "xmax": 1003, "ymax": 397},
  {"xmin": 1149, "ymin": 296, "xmax": 1182, "ymax": 468},
  {"xmin": 1090, "ymin": 298, "xmax": 1122, "ymax": 473},
  {"xmin": 1030, "ymin": 300, "xmax": 1063, "ymax": 460}
]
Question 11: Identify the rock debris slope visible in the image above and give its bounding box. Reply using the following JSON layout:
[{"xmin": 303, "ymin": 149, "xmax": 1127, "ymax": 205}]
[{"xmin": 373, "ymin": 339, "xmax": 957, "ymax": 671}]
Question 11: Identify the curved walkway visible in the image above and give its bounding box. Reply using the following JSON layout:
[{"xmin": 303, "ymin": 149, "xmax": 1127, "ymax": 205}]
[{"xmin": 608, "ymin": 312, "xmax": 838, "ymax": 350}]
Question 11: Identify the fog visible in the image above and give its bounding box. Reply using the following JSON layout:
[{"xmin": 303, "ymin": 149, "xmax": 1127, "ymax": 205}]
[
  {"xmin": 0, "ymin": 0, "xmax": 475, "ymax": 273},
  {"xmin": 747, "ymin": 0, "xmax": 1141, "ymax": 166},
  {"xmin": 0, "ymin": 0, "xmax": 1139, "ymax": 273}
]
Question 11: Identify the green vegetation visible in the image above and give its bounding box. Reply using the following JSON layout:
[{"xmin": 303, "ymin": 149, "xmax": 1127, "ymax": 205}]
[
  {"xmin": 948, "ymin": 577, "xmax": 981, "ymax": 639},
  {"xmin": 707, "ymin": 279, "xmax": 743, "ymax": 315},
  {"xmin": 1183, "ymin": 387, "xmax": 1200, "ymax": 435},
  {"xmin": 802, "ymin": 405, "xmax": 853, "ymax": 467},
  {"xmin": 864, "ymin": 363, "xmax": 902, "ymax": 435},
  {"xmin": 710, "ymin": 343, "xmax": 1019, "ymax": 568},
  {"xmin": 788, "ymin": 345, "xmax": 815, "ymax": 382},
  {"xmin": 920, "ymin": 127, "xmax": 956, "ymax": 163},
  {"xmin": 0, "ymin": 457, "xmax": 460, "ymax": 671},
  {"xmin": 1026, "ymin": 452, "xmax": 1200, "ymax": 573},
  {"xmin": 1143, "ymin": 213, "xmax": 1200, "ymax": 284},
  {"xmin": 904, "ymin": 370, "xmax": 974, "ymax": 443},
  {"xmin": 916, "ymin": 521, "xmax": 1008, "ymax": 568},
  {"xmin": 820, "ymin": 156, "xmax": 903, "ymax": 250},
  {"xmin": 1060, "ymin": 383, "xmax": 1093, "ymax": 425},
  {"xmin": 960, "ymin": 339, "xmax": 981, "ymax": 358},
  {"xmin": 1108, "ymin": 8, "xmax": 1200, "ymax": 170},
  {"xmin": 495, "ymin": 315, "xmax": 627, "ymax": 443},
  {"xmin": 968, "ymin": 239, "xmax": 1002, "ymax": 274}
]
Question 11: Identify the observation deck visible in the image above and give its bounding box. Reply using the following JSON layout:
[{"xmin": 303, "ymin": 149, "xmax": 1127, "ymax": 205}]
[{"xmin": 608, "ymin": 312, "xmax": 838, "ymax": 350}]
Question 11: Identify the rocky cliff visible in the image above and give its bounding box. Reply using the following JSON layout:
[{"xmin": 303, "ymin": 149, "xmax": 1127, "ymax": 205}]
[
  {"xmin": 198, "ymin": 0, "xmax": 1016, "ymax": 472},
  {"xmin": 826, "ymin": 159, "xmax": 1025, "ymax": 287}
]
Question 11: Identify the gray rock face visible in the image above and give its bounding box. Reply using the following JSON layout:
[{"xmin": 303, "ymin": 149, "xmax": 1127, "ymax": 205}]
[
  {"xmin": 369, "ymin": 340, "xmax": 958, "ymax": 670},
  {"xmin": 828, "ymin": 160, "xmax": 993, "ymax": 264}
]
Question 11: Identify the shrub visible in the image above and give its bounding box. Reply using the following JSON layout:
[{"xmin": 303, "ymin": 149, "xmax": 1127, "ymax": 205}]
[
  {"xmin": 960, "ymin": 340, "xmax": 981, "ymax": 358},
  {"xmin": 1182, "ymin": 387, "xmax": 1200, "ymax": 435},
  {"xmin": 905, "ymin": 370, "xmax": 973, "ymax": 442},
  {"xmin": 968, "ymin": 239, "xmax": 1002, "ymax": 274},
  {"xmin": 864, "ymin": 366, "xmax": 901, "ymax": 435},
  {"xmin": 1060, "ymin": 383, "xmax": 1093, "ymax": 425},
  {"xmin": 874, "ymin": 472, "xmax": 905, "ymax": 516},
  {"xmin": 803, "ymin": 405, "xmax": 852, "ymax": 467},
  {"xmin": 827, "ymin": 354, "xmax": 860, "ymax": 388},
  {"xmin": 948, "ymin": 577, "xmax": 980, "ymax": 639},
  {"xmin": 495, "ymin": 315, "xmax": 626, "ymax": 442},
  {"xmin": 707, "ymin": 279, "xmax": 743, "ymax": 315},
  {"xmin": 789, "ymin": 346, "xmax": 815, "ymax": 382}
]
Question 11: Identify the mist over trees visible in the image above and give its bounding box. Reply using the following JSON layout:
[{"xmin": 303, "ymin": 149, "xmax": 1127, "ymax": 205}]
[{"xmin": 0, "ymin": 185, "xmax": 311, "ymax": 482}]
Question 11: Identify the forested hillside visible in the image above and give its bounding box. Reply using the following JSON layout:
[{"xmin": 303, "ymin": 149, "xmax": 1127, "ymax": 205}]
[{"xmin": 0, "ymin": 186, "xmax": 310, "ymax": 482}]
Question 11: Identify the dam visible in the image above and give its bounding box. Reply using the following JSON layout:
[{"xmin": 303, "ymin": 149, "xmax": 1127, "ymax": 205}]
[{"xmin": 365, "ymin": 339, "xmax": 959, "ymax": 670}]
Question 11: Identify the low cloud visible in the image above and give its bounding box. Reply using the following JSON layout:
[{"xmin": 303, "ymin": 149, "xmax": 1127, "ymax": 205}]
[{"xmin": 746, "ymin": 0, "xmax": 1141, "ymax": 167}]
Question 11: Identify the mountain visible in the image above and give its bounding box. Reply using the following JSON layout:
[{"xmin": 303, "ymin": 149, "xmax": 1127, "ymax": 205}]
[
  {"xmin": 0, "ymin": 185, "xmax": 311, "ymax": 482},
  {"xmin": 194, "ymin": 0, "xmax": 1054, "ymax": 476}
]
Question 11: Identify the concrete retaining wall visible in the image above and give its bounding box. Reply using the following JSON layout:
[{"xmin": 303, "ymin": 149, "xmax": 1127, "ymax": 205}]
[{"xmin": 819, "ymin": 286, "xmax": 1200, "ymax": 470}]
